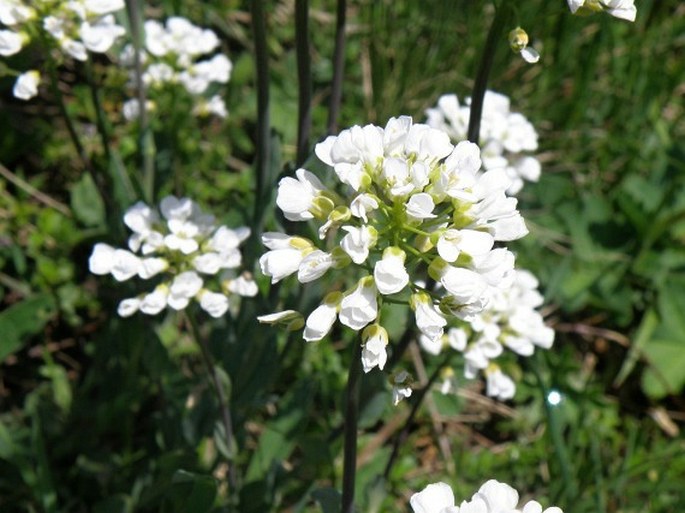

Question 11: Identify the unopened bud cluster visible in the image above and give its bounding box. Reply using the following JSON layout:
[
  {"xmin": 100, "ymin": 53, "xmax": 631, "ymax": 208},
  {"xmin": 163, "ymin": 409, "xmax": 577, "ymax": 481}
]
[
  {"xmin": 259, "ymin": 116, "xmax": 529, "ymax": 375},
  {"xmin": 1, "ymin": 0, "xmax": 126, "ymax": 100},
  {"xmin": 120, "ymin": 17, "xmax": 232, "ymax": 121},
  {"xmin": 89, "ymin": 196, "xmax": 256, "ymax": 318},
  {"xmin": 420, "ymin": 269, "xmax": 554, "ymax": 400},
  {"xmin": 426, "ymin": 90, "xmax": 541, "ymax": 195}
]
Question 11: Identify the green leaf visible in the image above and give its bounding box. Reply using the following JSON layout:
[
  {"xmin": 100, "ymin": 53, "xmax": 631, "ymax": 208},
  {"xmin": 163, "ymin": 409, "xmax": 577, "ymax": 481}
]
[
  {"xmin": 70, "ymin": 173, "xmax": 105, "ymax": 227},
  {"xmin": 641, "ymin": 278, "xmax": 685, "ymax": 398},
  {"xmin": 167, "ymin": 470, "xmax": 217, "ymax": 513},
  {"xmin": 0, "ymin": 293, "xmax": 57, "ymax": 362}
]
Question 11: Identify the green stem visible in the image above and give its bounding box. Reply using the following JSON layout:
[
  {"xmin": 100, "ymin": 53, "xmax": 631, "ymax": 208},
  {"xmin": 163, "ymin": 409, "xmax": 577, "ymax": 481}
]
[
  {"xmin": 327, "ymin": 0, "xmax": 347, "ymax": 134},
  {"xmin": 85, "ymin": 57, "xmax": 112, "ymax": 163},
  {"xmin": 186, "ymin": 312, "xmax": 237, "ymax": 490},
  {"xmin": 126, "ymin": 0, "xmax": 155, "ymax": 203},
  {"xmin": 251, "ymin": 0, "xmax": 271, "ymax": 233},
  {"xmin": 382, "ymin": 349, "xmax": 451, "ymax": 479},
  {"xmin": 531, "ymin": 357, "xmax": 578, "ymax": 501},
  {"xmin": 295, "ymin": 0, "xmax": 312, "ymax": 167},
  {"xmin": 467, "ymin": 2, "xmax": 511, "ymax": 144},
  {"xmin": 401, "ymin": 224, "xmax": 431, "ymax": 237},
  {"xmin": 341, "ymin": 341, "xmax": 362, "ymax": 513},
  {"xmin": 45, "ymin": 56, "xmax": 90, "ymax": 170}
]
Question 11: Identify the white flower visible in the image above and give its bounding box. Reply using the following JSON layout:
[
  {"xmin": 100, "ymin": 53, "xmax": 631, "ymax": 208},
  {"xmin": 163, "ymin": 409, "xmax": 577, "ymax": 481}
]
[
  {"xmin": 62, "ymin": 39, "xmax": 88, "ymax": 61},
  {"xmin": 410, "ymin": 482, "xmax": 457, "ymax": 513},
  {"xmin": 259, "ymin": 233, "xmax": 312, "ymax": 284},
  {"xmin": 350, "ymin": 193, "xmax": 379, "ymax": 222},
  {"xmin": 0, "ymin": 29, "xmax": 23, "ymax": 56},
  {"xmin": 0, "ymin": 1, "xmax": 34, "ymax": 25},
  {"xmin": 411, "ymin": 480, "xmax": 563, "ymax": 513},
  {"xmin": 110, "ymin": 249, "xmax": 142, "ymax": 281},
  {"xmin": 419, "ymin": 333, "xmax": 444, "ymax": 356},
  {"xmin": 122, "ymin": 98, "xmax": 155, "ymax": 120},
  {"xmin": 361, "ymin": 324, "xmax": 388, "ymax": 373},
  {"xmin": 80, "ymin": 14, "xmax": 125, "ymax": 53},
  {"xmin": 406, "ymin": 193, "xmax": 437, "ymax": 219},
  {"xmin": 303, "ymin": 294, "xmax": 340, "ymax": 342},
  {"xmin": 485, "ymin": 366, "xmax": 516, "ymax": 400},
  {"xmin": 140, "ymin": 285, "xmax": 169, "ymax": 315},
  {"xmin": 89, "ymin": 243, "xmax": 115, "ymax": 275},
  {"xmin": 392, "ymin": 371, "xmax": 413, "ymax": 405},
  {"xmin": 436, "ymin": 229, "xmax": 494, "ymax": 263},
  {"xmin": 447, "ymin": 328, "xmax": 467, "ymax": 351},
  {"xmin": 221, "ymin": 275, "xmax": 254, "ymax": 298},
  {"xmin": 138, "ymin": 257, "xmax": 168, "ymax": 279},
  {"xmin": 298, "ymin": 250, "xmax": 334, "ymax": 283},
  {"xmin": 85, "ymin": 0, "xmax": 126, "ymax": 15},
  {"xmin": 277, "ymin": 168, "xmax": 326, "ymax": 221},
  {"xmin": 257, "ymin": 310, "xmax": 304, "ymax": 331},
  {"xmin": 340, "ymin": 225, "xmax": 376, "ymax": 264},
  {"xmin": 473, "ymin": 479, "xmax": 519, "ymax": 511},
  {"xmin": 192, "ymin": 95, "xmax": 228, "ymax": 118},
  {"xmin": 464, "ymin": 337, "xmax": 503, "ymax": 377},
  {"xmin": 373, "ymin": 247, "xmax": 409, "ymax": 295},
  {"xmin": 168, "ymin": 271, "xmax": 203, "ymax": 310},
  {"xmin": 411, "ymin": 292, "xmax": 447, "ymax": 342},
  {"xmin": 339, "ymin": 277, "xmax": 378, "ymax": 330},
  {"xmin": 567, "ymin": 0, "xmax": 636, "ymax": 21},
  {"xmin": 314, "ymin": 124, "xmax": 384, "ymax": 191},
  {"xmin": 440, "ymin": 266, "xmax": 489, "ymax": 305},
  {"xmin": 199, "ymin": 290, "xmax": 229, "ymax": 318},
  {"xmin": 117, "ymin": 297, "xmax": 141, "ymax": 317}
]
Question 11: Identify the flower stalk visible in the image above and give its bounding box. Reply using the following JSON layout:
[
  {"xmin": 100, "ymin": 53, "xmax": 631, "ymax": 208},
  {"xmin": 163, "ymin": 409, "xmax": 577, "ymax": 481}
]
[
  {"xmin": 251, "ymin": 0, "xmax": 271, "ymax": 232},
  {"xmin": 125, "ymin": 0, "xmax": 155, "ymax": 203},
  {"xmin": 186, "ymin": 311, "xmax": 237, "ymax": 490},
  {"xmin": 295, "ymin": 0, "xmax": 312, "ymax": 167},
  {"xmin": 467, "ymin": 2, "xmax": 511, "ymax": 144},
  {"xmin": 327, "ymin": 0, "xmax": 346, "ymax": 134}
]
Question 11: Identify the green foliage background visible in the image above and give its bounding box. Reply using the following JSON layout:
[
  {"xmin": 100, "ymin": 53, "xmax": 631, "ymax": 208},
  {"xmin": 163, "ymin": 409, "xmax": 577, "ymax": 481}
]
[{"xmin": 1, "ymin": 1, "xmax": 684, "ymax": 512}]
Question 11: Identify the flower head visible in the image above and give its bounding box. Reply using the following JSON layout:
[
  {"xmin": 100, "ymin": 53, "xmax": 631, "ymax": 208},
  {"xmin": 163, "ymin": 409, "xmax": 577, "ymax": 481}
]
[
  {"xmin": 426, "ymin": 91, "xmax": 541, "ymax": 195},
  {"xmin": 259, "ymin": 116, "xmax": 529, "ymax": 374},
  {"xmin": 410, "ymin": 480, "xmax": 563, "ymax": 513},
  {"xmin": 420, "ymin": 269, "xmax": 555, "ymax": 401},
  {"xmin": 89, "ymin": 196, "xmax": 256, "ymax": 317},
  {"xmin": 120, "ymin": 16, "xmax": 232, "ymax": 120}
]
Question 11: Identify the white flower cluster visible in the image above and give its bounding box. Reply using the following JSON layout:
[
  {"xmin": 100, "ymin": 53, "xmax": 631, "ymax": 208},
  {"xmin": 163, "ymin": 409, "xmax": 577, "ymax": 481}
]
[
  {"xmin": 89, "ymin": 196, "xmax": 257, "ymax": 318},
  {"xmin": 426, "ymin": 91, "xmax": 541, "ymax": 196},
  {"xmin": 258, "ymin": 116, "xmax": 529, "ymax": 375},
  {"xmin": 0, "ymin": 0, "xmax": 126, "ymax": 100},
  {"xmin": 120, "ymin": 17, "xmax": 232, "ymax": 121},
  {"xmin": 567, "ymin": 0, "xmax": 636, "ymax": 22},
  {"xmin": 410, "ymin": 480, "xmax": 562, "ymax": 513},
  {"xmin": 420, "ymin": 269, "xmax": 554, "ymax": 401}
]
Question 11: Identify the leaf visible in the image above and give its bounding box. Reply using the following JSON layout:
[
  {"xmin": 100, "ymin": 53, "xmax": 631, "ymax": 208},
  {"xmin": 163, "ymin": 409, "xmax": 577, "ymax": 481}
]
[
  {"xmin": 0, "ymin": 293, "xmax": 56, "ymax": 362},
  {"xmin": 641, "ymin": 337, "xmax": 685, "ymax": 399},
  {"xmin": 641, "ymin": 278, "xmax": 685, "ymax": 398},
  {"xmin": 70, "ymin": 173, "xmax": 105, "ymax": 227},
  {"xmin": 614, "ymin": 309, "xmax": 658, "ymax": 387},
  {"xmin": 311, "ymin": 487, "xmax": 341, "ymax": 513},
  {"xmin": 167, "ymin": 470, "xmax": 217, "ymax": 513}
]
